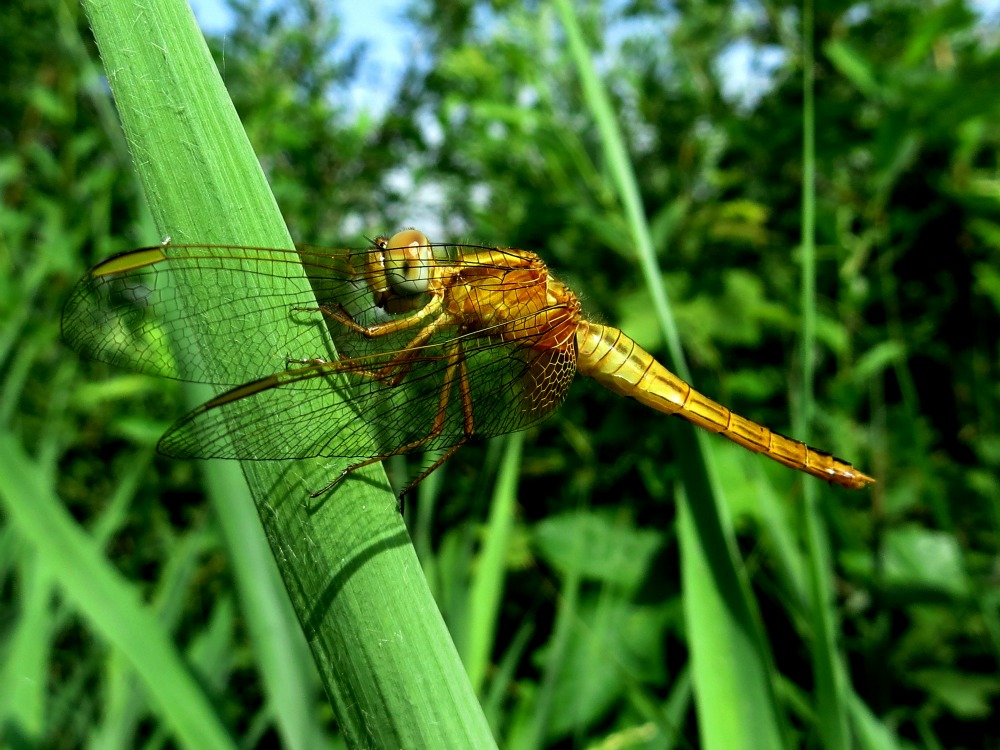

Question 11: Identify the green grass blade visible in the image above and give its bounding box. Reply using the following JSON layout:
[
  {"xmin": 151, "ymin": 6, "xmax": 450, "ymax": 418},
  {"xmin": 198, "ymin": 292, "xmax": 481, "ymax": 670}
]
[
  {"xmin": 525, "ymin": 530, "xmax": 584, "ymax": 750},
  {"xmin": 79, "ymin": 0, "xmax": 494, "ymax": 745},
  {"xmin": 0, "ymin": 545, "xmax": 51, "ymax": 741},
  {"xmin": 200, "ymin": 456, "xmax": 325, "ymax": 750},
  {"xmin": 848, "ymin": 690, "xmax": 905, "ymax": 750},
  {"xmin": 464, "ymin": 432, "xmax": 523, "ymax": 694},
  {"xmin": 553, "ymin": 2, "xmax": 788, "ymax": 746},
  {"xmin": 0, "ymin": 434, "xmax": 237, "ymax": 750},
  {"xmin": 799, "ymin": 3, "xmax": 851, "ymax": 747}
]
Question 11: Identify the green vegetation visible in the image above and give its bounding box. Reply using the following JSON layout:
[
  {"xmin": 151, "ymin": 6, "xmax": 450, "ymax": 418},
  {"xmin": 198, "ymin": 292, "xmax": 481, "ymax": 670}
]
[{"xmin": 2, "ymin": 0, "xmax": 998, "ymax": 748}]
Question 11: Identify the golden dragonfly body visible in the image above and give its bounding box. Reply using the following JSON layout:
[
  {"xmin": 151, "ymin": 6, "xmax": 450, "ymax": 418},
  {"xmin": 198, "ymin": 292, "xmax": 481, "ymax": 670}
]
[{"xmin": 63, "ymin": 230, "xmax": 874, "ymax": 495}]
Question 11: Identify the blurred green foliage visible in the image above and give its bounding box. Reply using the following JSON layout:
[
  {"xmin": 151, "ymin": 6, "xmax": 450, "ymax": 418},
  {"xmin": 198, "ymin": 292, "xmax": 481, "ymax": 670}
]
[{"xmin": 2, "ymin": 0, "xmax": 999, "ymax": 747}]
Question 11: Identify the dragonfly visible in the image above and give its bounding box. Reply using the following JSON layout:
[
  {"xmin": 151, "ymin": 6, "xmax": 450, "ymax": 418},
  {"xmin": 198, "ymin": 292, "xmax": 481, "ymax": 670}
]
[{"xmin": 62, "ymin": 229, "xmax": 874, "ymax": 499}]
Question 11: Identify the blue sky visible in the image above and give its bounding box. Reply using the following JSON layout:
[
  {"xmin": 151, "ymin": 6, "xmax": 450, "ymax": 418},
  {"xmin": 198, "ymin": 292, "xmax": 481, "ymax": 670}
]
[
  {"xmin": 190, "ymin": 0, "xmax": 414, "ymax": 115},
  {"xmin": 189, "ymin": 0, "xmax": 1000, "ymax": 116},
  {"xmin": 191, "ymin": 0, "xmax": 1000, "ymax": 53},
  {"xmin": 191, "ymin": 0, "xmax": 406, "ymax": 40}
]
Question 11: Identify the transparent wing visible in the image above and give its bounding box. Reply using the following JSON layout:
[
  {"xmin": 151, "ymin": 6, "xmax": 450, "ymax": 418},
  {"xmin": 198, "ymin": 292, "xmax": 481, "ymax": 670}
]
[
  {"xmin": 61, "ymin": 243, "xmax": 368, "ymax": 385},
  {"xmin": 64, "ymin": 241, "xmax": 579, "ymax": 462},
  {"xmin": 158, "ymin": 309, "xmax": 578, "ymax": 461}
]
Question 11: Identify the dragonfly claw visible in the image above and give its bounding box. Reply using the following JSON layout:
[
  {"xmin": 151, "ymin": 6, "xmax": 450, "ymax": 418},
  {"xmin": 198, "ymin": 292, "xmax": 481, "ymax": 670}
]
[
  {"xmin": 309, "ymin": 469, "xmax": 348, "ymax": 499},
  {"xmin": 286, "ymin": 354, "xmax": 327, "ymax": 368},
  {"xmin": 309, "ymin": 468, "xmax": 407, "ymax": 515}
]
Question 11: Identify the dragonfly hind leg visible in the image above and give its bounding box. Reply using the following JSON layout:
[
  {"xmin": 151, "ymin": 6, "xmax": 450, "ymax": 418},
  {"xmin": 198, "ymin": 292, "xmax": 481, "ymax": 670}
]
[
  {"xmin": 312, "ymin": 347, "xmax": 476, "ymax": 513},
  {"xmin": 397, "ymin": 354, "xmax": 475, "ymax": 504}
]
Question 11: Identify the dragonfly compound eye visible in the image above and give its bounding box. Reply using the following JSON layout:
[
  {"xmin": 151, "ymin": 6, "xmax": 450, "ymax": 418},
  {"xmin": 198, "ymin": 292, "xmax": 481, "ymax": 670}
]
[{"xmin": 384, "ymin": 229, "xmax": 433, "ymax": 295}]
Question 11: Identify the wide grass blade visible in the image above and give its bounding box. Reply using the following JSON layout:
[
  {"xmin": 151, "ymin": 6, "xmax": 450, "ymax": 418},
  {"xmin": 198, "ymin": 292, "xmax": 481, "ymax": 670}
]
[
  {"xmin": 200, "ymin": 454, "xmax": 326, "ymax": 750},
  {"xmin": 79, "ymin": 0, "xmax": 494, "ymax": 745}
]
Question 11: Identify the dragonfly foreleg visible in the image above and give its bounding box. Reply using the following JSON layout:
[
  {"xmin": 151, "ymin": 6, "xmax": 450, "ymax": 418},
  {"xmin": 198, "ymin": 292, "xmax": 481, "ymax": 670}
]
[
  {"xmin": 286, "ymin": 355, "xmax": 328, "ymax": 368},
  {"xmin": 293, "ymin": 294, "xmax": 443, "ymax": 339},
  {"xmin": 291, "ymin": 303, "xmax": 364, "ymax": 332},
  {"xmin": 303, "ymin": 311, "xmax": 454, "ymax": 389}
]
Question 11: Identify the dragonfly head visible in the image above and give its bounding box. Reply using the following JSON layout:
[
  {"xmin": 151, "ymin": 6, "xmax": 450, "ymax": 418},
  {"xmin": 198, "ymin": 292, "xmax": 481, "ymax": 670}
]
[{"xmin": 379, "ymin": 229, "xmax": 433, "ymax": 296}]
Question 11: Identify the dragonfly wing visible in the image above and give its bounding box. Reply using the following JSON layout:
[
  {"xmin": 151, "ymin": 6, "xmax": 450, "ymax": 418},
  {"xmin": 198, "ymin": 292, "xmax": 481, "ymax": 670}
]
[
  {"xmin": 62, "ymin": 243, "xmax": 367, "ymax": 385},
  {"xmin": 160, "ymin": 360, "xmax": 382, "ymax": 460},
  {"xmin": 160, "ymin": 325, "xmax": 578, "ymax": 463},
  {"xmin": 155, "ymin": 339, "xmax": 500, "ymax": 462},
  {"xmin": 68, "ymin": 240, "xmax": 582, "ymax": 463},
  {"xmin": 455, "ymin": 338, "xmax": 577, "ymax": 441}
]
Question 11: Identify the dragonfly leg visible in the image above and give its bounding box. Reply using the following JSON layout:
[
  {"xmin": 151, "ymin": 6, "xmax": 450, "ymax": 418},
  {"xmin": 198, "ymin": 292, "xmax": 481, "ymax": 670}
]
[
  {"xmin": 364, "ymin": 314, "xmax": 450, "ymax": 386},
  {"xmin": 286, "ymin": 355, "xmax": 328, "ymax": 368},
  {"xmin": 300, "ymin": 310, "xmax": 454, "ymax": 389},
  {"xmin": 311, "ymin": 344, "xmax": 475, "ymax": 512},
  {"xmin": 293, "ymin": 294, "xmax": 443, "ymax": 339},
  {"xmin": 292, "ymin": 303, "xmax": 364, "ymax": 332},
  {"xmin": 289, "ymin": 345, "xmax": 421, "ymax": 391},
  {"xmin": 398, "ymin": 355, "xmax": 476, "ymax": 504}
]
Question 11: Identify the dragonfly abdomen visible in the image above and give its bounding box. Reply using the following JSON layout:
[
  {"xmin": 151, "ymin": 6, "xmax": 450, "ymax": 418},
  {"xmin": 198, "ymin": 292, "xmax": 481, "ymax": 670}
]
[{"xmin": 575, "ymin": 321, "xmax": 874, "ymax": 489}]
